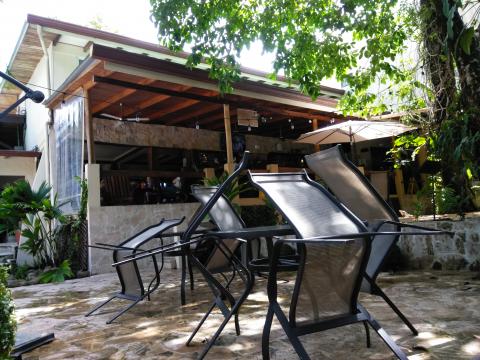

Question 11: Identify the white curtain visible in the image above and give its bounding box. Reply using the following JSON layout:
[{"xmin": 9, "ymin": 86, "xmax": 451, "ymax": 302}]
[{"xmin": 54, "ymin": 95, "xmax": 84, "ymax": 213}]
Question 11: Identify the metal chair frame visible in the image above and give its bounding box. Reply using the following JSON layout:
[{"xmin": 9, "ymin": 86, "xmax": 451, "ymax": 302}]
[
  {"xmin": 86, "ymin": 218, "xmax": 183, "ymax": 323},
  {"xmin": 249, "ymin": 170, "xmax": 410, "ymax": 360},
  {"xmin": 305, "ymin": 145, "xmax": 452, "ymax": 335},
  {"xmin": 113, "ymin": 152, "xmax": 253, "ymax": 359}
]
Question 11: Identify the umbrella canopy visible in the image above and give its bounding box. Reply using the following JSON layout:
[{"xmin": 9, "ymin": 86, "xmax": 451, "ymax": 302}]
[{"xmin": 296, "ymin": 120, "xmax": 415, "ymax": 145}]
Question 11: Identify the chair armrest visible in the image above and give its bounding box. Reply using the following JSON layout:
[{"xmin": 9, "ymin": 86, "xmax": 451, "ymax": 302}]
[
  {"xmin": 88, "ymin": 244, "xmax": 138, "ymax": 252},
  {"xmin": 372, "ymin": 220, "xmax": 454, "ymax": 237},
  {"xmin": 112, "ymin": 237, "xmax": 206, "ymax": 267}
]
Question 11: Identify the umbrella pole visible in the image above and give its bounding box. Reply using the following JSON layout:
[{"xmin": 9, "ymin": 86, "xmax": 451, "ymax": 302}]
[{"xmin": 350, "ymin": 133, "xmax": 357, "ymax": 164}]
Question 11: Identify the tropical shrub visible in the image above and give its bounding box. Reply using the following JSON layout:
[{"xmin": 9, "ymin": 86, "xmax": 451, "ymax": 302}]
[
  {"xmin": 0, "ymin": 266, "xmax": 16, "ymax": 359},
  {"xmin": 0, "ymin": 180, "xmax": 50, "ymax": 237},
  {"xmin": 56, "ymin": 177, "xmax": 88, "ymax": 272},
  {"xmin": 19, "ymin": 193, "xmax": 66, "ymax": 268},
  {"xmin": 39, "ymin": 260, "xmax": 74, "ymax": 283},
  {"xmin": 0, "ymin": 180, "xmax": 76, "ymax": 283}
]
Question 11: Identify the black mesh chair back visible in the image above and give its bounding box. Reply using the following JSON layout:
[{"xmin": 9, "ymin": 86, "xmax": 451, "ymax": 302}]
[
  {"xmin": 249, "ymin": 171, "xmax": 408, "ymax": 360},
  {"xmin": 250, "ymin": 172, "xmax": 366, "ymax": 322},
  {"xmin": 113, "ymin": 219, "xmax": 182, "ymax": 298},
  {"xmin": 305, "ymin": 145, "xmax": 399, "ymax": 288},
  {"xmin": 191, "ymin": 186, "xmax": 245, "ymax": 273},
  {"xmin": 86, "ymin": 217, "xmax": 183, "ymax": 324},
  {"xmin": 305, "ymin": 145, "xmax": 426, "ymax": 336}
]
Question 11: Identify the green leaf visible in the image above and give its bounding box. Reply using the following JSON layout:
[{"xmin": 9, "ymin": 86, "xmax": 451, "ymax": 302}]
[
  {"xmin": 39, "ymin": 260, "xmax": 73, "ymax": 283},
  {"xmin": 466, "ymin": 167, "xmax": 473, "ymax": 180},
  {"xmin": 459, "ymin": 27, "xmax": 474, "ymax": 55}
]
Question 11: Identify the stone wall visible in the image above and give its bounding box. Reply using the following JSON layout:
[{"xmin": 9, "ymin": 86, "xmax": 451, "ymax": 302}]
[
  {"xmin": 88, "ymin": 202, "xmax": 199, "ymax": 274},
  {"xmin": 93, "ymin": 117, "xmax": 312, "ymax": 154},
  {"xmin": 94, "ymin": 118, "xmax": 220, "ymax": 151},
  {"xmin": 398, "ymin": 212, "xmax": 480, "ymax": 271},
  {"xmin": 87, "ymin": 202, "xmax": 480, "ymax": 274}
]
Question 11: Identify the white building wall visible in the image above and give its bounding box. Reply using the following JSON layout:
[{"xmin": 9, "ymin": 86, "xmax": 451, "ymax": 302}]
[
  {"xmin": 24, "ymin": 54, "xmax": 50, "ymax": 152},
  {"xmin": 0, "ymin": 156, "xmax": 37, "ymax": 184},
  {"xmin": 24, "ymin": 41, "xmax": 86, "ymax": 152},
  {"xmin": 51, "ymin": 42, "xmax": 86, "ymax": 90}
]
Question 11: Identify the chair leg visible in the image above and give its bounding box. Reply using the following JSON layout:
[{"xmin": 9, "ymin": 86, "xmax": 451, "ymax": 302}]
[
  {"xmin": 180, "ymin": 255, "xmax": 186, "ymax": 305},
  {"xmin": 363, "ymin": 320, "xmax": 371, "ymax": 348},
  {"xmin": 196, "ymin": 296, "xmax": 247, "ymax": 360},
  {"xmin": 186, "ymin": 301, "xmax": 217, "ymax": 346},
  {"xmin": 106, "ymin": 298, "xmax": 142, "ymax": 324},
  {"xmin": 374, "ymin": 285, "xmax": 418, "ymax": 335},
  {"xmin": 188, "ymin": 256, "xmax": 195, "ymax": 291},
  {"xmin": 367, "ymin": 318, "xmax": 408, "ymax": 360},
  {"xmin": 358, "ymin": 304, "xmax": 408, "ymax": 360},
  {"xmin": 272, "ymin": 302, "xmax": 311, "ymax": 360},
  {"xmin": 234, "ymin": 312, "xmax": 241, "ymax": 336},
  {"xmin": 85, "ymin": 295, "xmax": 116, "ymax": 317},
  {"xmin": 262, "ymin": 305, "xmax": 275, "ymax": 360},
  {"xmin": 146, "ymin": 274, "xmax": 160, "ymax": 301}
]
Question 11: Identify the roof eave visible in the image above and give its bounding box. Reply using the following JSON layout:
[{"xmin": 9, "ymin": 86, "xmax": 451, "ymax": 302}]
[
  {"xmin": 25, "ymin": 14, "xmax": 344, "ymax": 97},
  {"xmin": 43, "ymin": 56, "xmax": 100, "ymax": 107},
  {"xmin": 0, "ymin": 21, "xmax": 30, "ymax": 92}
]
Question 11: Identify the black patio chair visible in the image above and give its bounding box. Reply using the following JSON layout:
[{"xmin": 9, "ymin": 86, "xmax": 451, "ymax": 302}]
[
  {"xmin": 305, "ymin": 144, "xmax": 450, "ymax": 335},
  {"xmin": 249, "ymin": 171, "xmax": 412, "ymax": 359},
  {"xmin": 113, "ymin": 152, "xmax": 254, "ymax": 359},
  {"xmin": 162, "ymin": 184, "xmax": 248, "ymax": 310},
  {"xmin": 86, "ymin": 218, "xmax": 184, "ymax": 323},
  {"xmin": 184, "ymin": 185, "xmax": 252, "ymax": 355}
]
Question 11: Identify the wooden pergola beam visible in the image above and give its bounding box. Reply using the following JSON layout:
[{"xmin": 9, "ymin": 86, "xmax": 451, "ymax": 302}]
[
  {"xmin": 258, "ymin": 106, "xmax": 335, "ymax": 121},
  {"xmin": 93, "ymin": 75, "xmax": 339, "ymax": 121},
  {"xmin": 204, "ymin": 110, "xmax": 238, "ymax": 129},
  {"xmin": 123, "ymin": 94, "xmax": 171, "ymax": 117},
  {"xmin": 166, "ymin": 103, "xmax": 222, "ymax": 125},
  {"xmin": 147, "ymin": 99, "xmax": 200, "ymax": 121},
  {"xmin": 123, "ymin": 84, "xmax": 193, "ymax": 118},
  {"xmin": 91, "ymin": 77, "xmax": 157, "ymax": 114}
]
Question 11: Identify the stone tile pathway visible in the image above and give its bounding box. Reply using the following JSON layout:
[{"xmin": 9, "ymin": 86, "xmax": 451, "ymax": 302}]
[{"xmin": 11, "ymin": 269, "xmax": 480, "ymax": 359}]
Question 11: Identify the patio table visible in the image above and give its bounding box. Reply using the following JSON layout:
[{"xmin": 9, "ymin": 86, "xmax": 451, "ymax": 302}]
[{"xmin": 206, "ymin": 224, "xmax": 295, "ymax": 268}]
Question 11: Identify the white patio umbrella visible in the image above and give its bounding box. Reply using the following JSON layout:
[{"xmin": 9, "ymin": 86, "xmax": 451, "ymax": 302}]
[
  {"xmin": 297, "ymin": 120, "xmax": 415, "ymax": 146},
  {"xmin": 296, "ymin": 120, "xmax": 416, "ymax": 162}
]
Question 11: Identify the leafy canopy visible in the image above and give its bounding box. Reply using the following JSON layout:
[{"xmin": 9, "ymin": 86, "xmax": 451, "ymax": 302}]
[{"xmin": 150, "ymin": 0, "xmax": 409, "ymax": 112}]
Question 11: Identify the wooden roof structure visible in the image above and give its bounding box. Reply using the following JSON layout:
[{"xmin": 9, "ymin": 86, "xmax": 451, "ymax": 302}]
[{"xmin": 3, "ymin": 15, "xmax": 348, "ymax": 139}]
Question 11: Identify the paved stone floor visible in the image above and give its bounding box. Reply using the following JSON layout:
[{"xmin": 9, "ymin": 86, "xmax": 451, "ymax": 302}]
[{"xmin": 11, "ymin": 269, "xmax": 480, "ymax": 359}]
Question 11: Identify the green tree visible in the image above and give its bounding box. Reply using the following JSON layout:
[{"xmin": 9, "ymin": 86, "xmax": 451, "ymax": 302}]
[
  {"xmin": 150, "ymin": 0, "xmax": 410, "ymax": 104},
  {"xmin": 418, "ymin": 0, "xmax": 480, "ymax": 211},
  {"xmin": 150, "ymin": 0, "xmax": 480, "ymax": 211}
]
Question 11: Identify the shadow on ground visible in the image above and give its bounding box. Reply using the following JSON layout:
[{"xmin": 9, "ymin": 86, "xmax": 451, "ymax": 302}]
[{"xmin": 11, "ymin": 269, "xmax": 480, "ymax": 359}]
